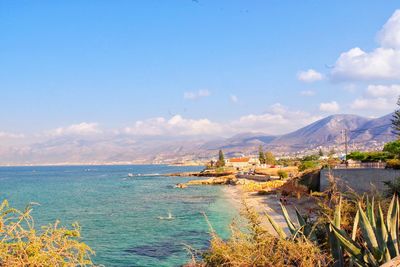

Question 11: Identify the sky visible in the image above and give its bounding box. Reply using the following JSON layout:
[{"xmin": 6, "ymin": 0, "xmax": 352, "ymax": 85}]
[{"xmin": 1, "ymin": 1, "xmax": 400, "ymax": 142}]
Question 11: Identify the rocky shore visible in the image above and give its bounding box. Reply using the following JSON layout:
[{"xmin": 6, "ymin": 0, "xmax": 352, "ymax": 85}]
[{"xmin": 166, "ymin": 171, "xmax": 234, "ymax": 177}]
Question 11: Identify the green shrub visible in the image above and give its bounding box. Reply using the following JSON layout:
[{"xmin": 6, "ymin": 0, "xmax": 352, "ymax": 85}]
[
  {"xmin": 277, "ymin": 170, "xmax": 288, "ymax": 179},
  {"xmin": 346, "ymin": 151, "xmax": 366, "ymax": 161},
  {"xmin": 386, "ymin": 159, "xmax": 400, "ymax": 169},
  {"xmin": 302, "ymin": 155, "xmax": 320, "ymax": 161},
  {"xmin": 347, "ymin": 151, "xmax": 392, "ymax": 162},
  {"xmin": 383, "ymin": 140, "xmax": 400, "ymax": 158},
  {"xmin": 299, "ymin": 161, "xmax": 319, "ymax": 172}
]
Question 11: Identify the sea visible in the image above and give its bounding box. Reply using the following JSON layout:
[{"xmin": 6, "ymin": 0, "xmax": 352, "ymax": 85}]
[{"xmin": 0, "ymin": 165, "xmax": 238, "ymax": 267}]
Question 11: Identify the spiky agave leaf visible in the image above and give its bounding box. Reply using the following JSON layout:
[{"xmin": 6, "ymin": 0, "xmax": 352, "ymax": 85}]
[
  {"xmin": 329, "ymin": 196, "xmax": 344, "ymax": 267},
  {"xmin": 366, "ymin": 196, "xmax": 376, "ymax": 229},
  {"xmin": 376, "ymin": 203, "xmax": 391, "ymax": 262},
  {"xmin": 331, "ymin": 224, "xmax": 364, "ymax": 264},
  {"xmin": 387, "ymin": 195, "xmax": 399, "ymax": 256},
  {"xmin": 280, "ymin": 203, "xmax": 297, "ymax": 235},
  {"xmin": 264, "ymin": 211, "xmax": 287, "ymax": 239},
  {"xmin": 358, "ymin": 202, "xmax": 380, "ymax": 259}
]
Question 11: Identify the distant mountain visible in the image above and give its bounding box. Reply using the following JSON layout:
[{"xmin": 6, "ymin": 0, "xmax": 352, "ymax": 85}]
[
  {"xmin": 0, "ymin": 113, "xmax": 396, "ymax": 165},
  {"xmin": 203, "ymin": 113, "xmax": 396, "ymax": 155},
  {"xmin": 269, "ymin": 114, "xmax": 369, "ymax": 149},
  {"xmin": 350, "ymin": 113, "xmax": 394, "ymax": 142}
]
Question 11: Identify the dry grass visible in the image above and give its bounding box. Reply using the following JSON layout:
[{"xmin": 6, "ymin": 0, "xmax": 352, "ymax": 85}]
[
  {"xmin": 278, "ymin": 179, "xmax": 309, "ymax": 199},
  {"xmin": 255, "ymin": 167, "xmax": 298, "ymax": 176},
  {"xmin": 201, "ymin": 202, "xmax": 331, "ymax": 267},
  {"xmin": 0, "ymin": 200, "xmax": 94, "ymax": 266},
  {"xmin": 242, "ymin": 180, "xmax": 287, "ymax": 192}
]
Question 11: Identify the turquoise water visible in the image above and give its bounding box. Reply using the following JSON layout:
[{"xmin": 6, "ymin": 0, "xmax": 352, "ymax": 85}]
[{"xmin": 0, "ymin": 165, "xmax": 238, "ymax": 266}]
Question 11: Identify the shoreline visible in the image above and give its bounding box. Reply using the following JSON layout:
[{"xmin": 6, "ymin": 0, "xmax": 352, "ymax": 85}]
[{"xmin": 222, "ymin": 185, "xmax": 293, "ymax": 236}]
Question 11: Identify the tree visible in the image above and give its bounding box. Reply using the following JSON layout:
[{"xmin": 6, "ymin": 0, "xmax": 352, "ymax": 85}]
[
  {"xmin": 347, "ymin": 151, "xmax": 366, "ymax": 161},
  {"xmin": 318, "ymin": 148, "xmax": 324, "ymax": 157},
  {"xmin": 258, "ymin": 145, "xmax": 266, "ymax": 164},
  {"xmin": 383, "ymin": 140, "xmax": 400, "ymax": 158},
  {"xmin": 217, "ymin": 150, "xmax": 225, "ymax": 167},
  {"xmin": 328, "ymin": 148, "xmax": 336, "ymax": 157},
  {"xmin": 264, "ymin": 151, "xmax": 275, "ymax": 165},
  {"xmin": 392, "ymin": 96, "xmax": 400, "ymax": 138}
]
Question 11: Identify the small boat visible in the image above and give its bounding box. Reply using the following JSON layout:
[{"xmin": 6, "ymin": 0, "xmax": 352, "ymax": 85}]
[
  {"xmin": 128, "ymin": 173, "xmax": 134, "ymax": 177},
  {"xmin": 158, "ymin": 211, "xmax": 174, "ymax": 220}
]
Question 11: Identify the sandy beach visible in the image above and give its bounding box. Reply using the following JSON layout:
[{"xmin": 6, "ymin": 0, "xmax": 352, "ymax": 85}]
[{"xmin": 222, "ymin": 185, "xmax": 296, "ymax": 235}]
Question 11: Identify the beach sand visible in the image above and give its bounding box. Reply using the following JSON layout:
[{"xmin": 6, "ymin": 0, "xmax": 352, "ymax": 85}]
[{"xmin": 222, "ymin": 185, "xmax": 297, "ymax": 235}]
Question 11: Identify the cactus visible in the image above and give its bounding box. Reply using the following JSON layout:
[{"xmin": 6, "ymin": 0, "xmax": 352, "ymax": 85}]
[{"xmin": 330, "ymin": 195, "xmax": 400, "ymax": 266}]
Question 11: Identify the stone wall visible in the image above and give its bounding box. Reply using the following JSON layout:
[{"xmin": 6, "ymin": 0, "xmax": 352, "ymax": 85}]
[{"xmin": 320, "ymin": 168, "xmax": 400, "ymax": 193}]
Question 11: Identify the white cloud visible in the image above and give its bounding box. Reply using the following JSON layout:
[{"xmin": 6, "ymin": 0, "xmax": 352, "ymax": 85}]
[
  {"xmin": 229, "ymin": 103, "xmax": 322, "ymax": 135},
  {"xmin": 378, "ymin": 10, "xmax": 400, "ymax": 49},
  {"xmin": 331, "ymin": 10, "xmax": 400, "ymax": 81},
  {"xmin": 230, "ymin": 94, "xmax": 239, "ymax": 103},
  {"xmin": 0, "ymin": 132, "xmax": 24, "ymax": 139},
  {"xmin": 123, "ymin": 104, "xmax": 322, "ymax": 137},
  {"xmin": 124, "ymin": 115, "xmax": 223, "ymax": 136},
  {"xmin": 365, "ymin": 84, "xmax": 400, "ymax": 98},
  {"xmin": 183, "ymin": 89, "xmax": 210, "ymax": 100},
  {"xmin": 297, "ymin": 69, "xmax": 324, "ymax": 82},
  {"xmin": 47, "ymin": 122, "xmax": 102, "ymax": 137},
  {"xmin": 350, "ymin": 97, "xmax": 392, "ymax": 110},
  {"xmin": 319, "ymin": 101, "xmax": 340, "ymax": 112},
  {"xmin": 350, "ymin": 84, "xmax": 400, "ymax": 110},
  {"xmin": 300, "ymin": 90, "xmax": 315, "ymax": 96},
  {"xmin": 331, "ymin": 47, "xmax": 400, "ymax": 81}
]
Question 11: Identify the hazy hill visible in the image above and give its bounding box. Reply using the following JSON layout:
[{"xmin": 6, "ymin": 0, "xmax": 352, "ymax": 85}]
[
  {"xmin": 204, "ymin": 113, "xmax": 395, "ymax": 154},
  {"xmin": 0, "ymin": 113, "xmax": 396, "ymax": 165}
]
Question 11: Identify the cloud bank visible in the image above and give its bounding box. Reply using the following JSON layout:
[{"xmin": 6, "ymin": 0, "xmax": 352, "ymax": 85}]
[{"xmin": 331, "ymin": 10, "xmax": 400, "ymax": 81}]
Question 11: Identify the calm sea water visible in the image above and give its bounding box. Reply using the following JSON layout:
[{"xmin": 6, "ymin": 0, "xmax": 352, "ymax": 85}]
[{"xmin": 0, "ymin": 165, "xmax": 238, "ymax": 266}]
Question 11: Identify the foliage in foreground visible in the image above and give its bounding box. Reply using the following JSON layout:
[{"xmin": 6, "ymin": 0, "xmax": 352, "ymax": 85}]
[
  {"xmin": 269, "ymin": 193, "xmax": 400, "ymax": 266},
  {"xmin": 330, "ymin": 195, "xmax": 400, "ymax": 266},
  {"xmin": 201, "ymin": 203, "xmax": 330, "ymax": 267},
  {"xmin": 199, "ymin": 173, "xmax": 400, "ymax": 267},
  {"xmin": 0, "ymin": 200, "xmax": 94, "ymax": 266}
]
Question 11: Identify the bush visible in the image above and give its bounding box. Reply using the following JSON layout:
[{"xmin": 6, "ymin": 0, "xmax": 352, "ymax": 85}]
[
  {"xmin": 347, "ymin": 151, "xmax": 393, "ymax": 162},
  {"xmin": 277, "ymin": 170, "xmax": 288, "ymax": 179},
  {"xmin": 346, "ymin": 151, "xmax": 366, "ymax": 161},
  {"xmin": 364, "ymin": 151, "xmax": 393, "ymax": 162},
  {"xmin": 302, "ymin": 155, "xmax": 319, "ymax": 161},
  {"xmin": 201, "ymin": 203, "xmax": 330, "ymax": 266},
  {"xmin": 386, "ymin": 159, "xmax": 400, "ymax": 169},
  {"xmin": 383, "ymin": 140, "xmax": 400, "ymax": 158},
  {"xmin": 299, "ymin": 161, "xmax": 319, "ymax": 172},
  {"xmin": 0, "ymin": 200, "xmax": 94, "ymax": 266}
]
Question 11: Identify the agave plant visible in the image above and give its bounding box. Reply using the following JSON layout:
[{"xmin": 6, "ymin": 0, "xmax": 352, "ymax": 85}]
[
  {"xmin": 331, "ymin": 195, "xmax": 400, "ymax": 266},
  {"xmin": 265, "ymin": 203, "xmax": 317, "ymax": 241}
]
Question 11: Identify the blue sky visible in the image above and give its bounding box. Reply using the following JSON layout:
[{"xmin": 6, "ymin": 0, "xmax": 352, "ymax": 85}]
[{"xmin": 0, "ymin": 1, "xmax": 400, "ymax": 138}]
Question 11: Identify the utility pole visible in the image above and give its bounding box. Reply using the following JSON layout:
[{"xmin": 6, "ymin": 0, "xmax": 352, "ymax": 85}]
[{"xmin": 344, "ymin": 129, "xmax": 348, "ymax": 167}]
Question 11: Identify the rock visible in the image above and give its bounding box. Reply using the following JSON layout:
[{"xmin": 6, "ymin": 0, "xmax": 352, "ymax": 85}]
[
  {"xmin": 184, "ymin": 175, "xmax": 238, "ymax": 186},
  {"xmin": 175, "ymin": 183, "xmax": 187, "ymax": 189}
]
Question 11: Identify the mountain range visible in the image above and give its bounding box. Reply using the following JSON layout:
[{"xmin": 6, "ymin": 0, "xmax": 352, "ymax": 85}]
[
  {"xmin": 207, "ymin": 113, "xmax": 395, "ymax": 157},
  {"xmin": 0, "ymin": 113, "xmax": 396, "ymax": 165}
]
